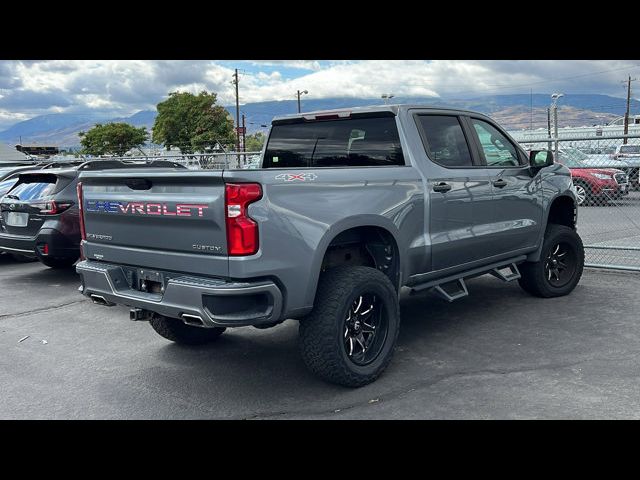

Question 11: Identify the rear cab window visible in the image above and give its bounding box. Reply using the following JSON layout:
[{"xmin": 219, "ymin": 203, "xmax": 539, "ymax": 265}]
[{"xmin": 263, "ymin": 113, "xmax": 405, "ymax": 168}]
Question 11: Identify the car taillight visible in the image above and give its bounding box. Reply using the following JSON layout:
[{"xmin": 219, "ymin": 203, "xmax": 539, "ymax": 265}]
[
  {"xmin": 77, "ymin": 182, "xmax": 86, "ymax": 242},
  {"xmin": 39, "ymin": 201, "xmax": 73, "ymax": 215},
  {"xmin": 225, "ymin": 183, "xmax": 262, "ymax": 256}
]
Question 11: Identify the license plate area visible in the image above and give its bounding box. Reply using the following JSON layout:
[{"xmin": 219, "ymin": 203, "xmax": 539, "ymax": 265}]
[
  {"xmin": 6, "ymin": 212, "xmax": 29, "ymax": 227},
  {"xmin": 137, "ymin": 269, "xmax": 165, "ymax": 293}
]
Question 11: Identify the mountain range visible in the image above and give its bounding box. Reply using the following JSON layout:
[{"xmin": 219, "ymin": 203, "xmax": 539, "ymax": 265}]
[{"xmin": 1, "ymin": 94, "xmax": 637, "ymax": 148}]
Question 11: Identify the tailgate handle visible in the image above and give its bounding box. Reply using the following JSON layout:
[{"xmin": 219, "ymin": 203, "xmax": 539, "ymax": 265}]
[{"xmin": 125, "ymin": 178, "xmax": 153, "ymax": 190}]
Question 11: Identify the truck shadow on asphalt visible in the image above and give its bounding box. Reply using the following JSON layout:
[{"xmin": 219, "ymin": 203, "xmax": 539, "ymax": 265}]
[
  {"xmin": 143, "ymin": 277, "xmax": 560, "ymax": 414},
  {"xmin": 5, "ymin": 263, "xmax": 80, "ymax": 284}
]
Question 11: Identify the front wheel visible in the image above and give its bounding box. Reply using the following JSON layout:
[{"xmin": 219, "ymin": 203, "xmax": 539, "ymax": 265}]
[
  {"xmin": 572, "ymin": 181, "xmax": 590, "ymax": 206},
  {"xmin": 298, "ymin": 266, "xmax": 400, "ymax": 387},
  {"xmin": 519, "ymin": 224, "xmax": 584, "ymax": 298}
]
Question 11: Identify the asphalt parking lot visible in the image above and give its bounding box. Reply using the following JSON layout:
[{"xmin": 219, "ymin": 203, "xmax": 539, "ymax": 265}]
[{"xmin": 1, "ymin": 253, "xmax": 639, "ymax": 419}]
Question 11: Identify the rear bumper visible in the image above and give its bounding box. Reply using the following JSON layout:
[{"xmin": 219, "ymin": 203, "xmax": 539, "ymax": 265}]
[
  {"xmin": 0, "ymin": 228, "xmax": 79, "ymax": 259},
  {"xmin": 76, "ymin": 260, "xmax": 284, "ymax": 328}
]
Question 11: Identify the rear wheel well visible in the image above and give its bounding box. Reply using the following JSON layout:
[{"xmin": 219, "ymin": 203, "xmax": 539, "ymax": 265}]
[
  {"xmin": 321, "ymin": 226, "xmax": 399, "ymax": 290},
  {"xmin": 547, "ymin": 195, "xmax": 576, "ymax": 229}
]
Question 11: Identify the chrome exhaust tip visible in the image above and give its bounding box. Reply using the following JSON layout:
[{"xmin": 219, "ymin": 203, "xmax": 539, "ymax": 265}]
[
  {"xmin": 90, "ymin": 294, "xmax": 115, "ymax": 307},
  {"xmin": 181, "ymin": 313, "xmax": 205, "ymax": 327}
]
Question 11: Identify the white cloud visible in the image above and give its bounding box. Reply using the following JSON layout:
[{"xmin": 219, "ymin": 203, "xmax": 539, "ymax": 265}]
[
  {"xmin": 0, "ymin": 59, "xmax": 639, "ymax": 130},
  {"xmin": 249, "ymin": 60, "xmax": 322, "ymax": 71}
]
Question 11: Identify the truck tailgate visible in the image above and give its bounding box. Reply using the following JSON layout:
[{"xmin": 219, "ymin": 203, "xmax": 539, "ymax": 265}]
[{"xmin": 79, "ymin": 169, "xmax": 229, "ymax": 276}]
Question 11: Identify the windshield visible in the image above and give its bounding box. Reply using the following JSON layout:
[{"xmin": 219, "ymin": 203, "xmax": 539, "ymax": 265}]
[
  {"xmin": 557, "ymin": 152, "xmax": 587, "ymax": 168},
  {"xmin": 0, "ymin": 176, "xmax": 19, "ymax": 197},
  {"xmin": 620, "ymin": 145, "xmax": 640, "ymax": 154},
  {"xmin": 263, "ymin": 115, "xmax": 404, "ymax": 168},
  {"xmin": 561, "ymin": 147, "xmax": 589, "ymax": 161},
  {"xmin": 5, "ymin": 174, "xmax": 59, "ymax": 201}
]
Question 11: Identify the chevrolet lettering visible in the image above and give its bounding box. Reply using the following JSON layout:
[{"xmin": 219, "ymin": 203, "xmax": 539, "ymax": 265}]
[{"xmin": 86, "ymin": 201, "xmax": 209, "ymax": 217}]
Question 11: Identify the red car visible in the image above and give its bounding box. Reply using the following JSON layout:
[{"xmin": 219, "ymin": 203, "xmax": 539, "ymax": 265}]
[{"xmin": 556, "ymin": 156, "xmax": 629, "ymax": 206}]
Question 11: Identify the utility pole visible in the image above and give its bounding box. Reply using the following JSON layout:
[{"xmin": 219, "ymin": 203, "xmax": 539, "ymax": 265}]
[
  {"xmin": 233, "ymin": 69, "xmax": 241, "ymax": 166},
  {"xmin": 622, "ymin": 75, "xmax": 638, "ymax": 145}
]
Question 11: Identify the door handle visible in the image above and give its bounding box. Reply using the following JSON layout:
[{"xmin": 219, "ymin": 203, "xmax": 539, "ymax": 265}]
[
  {"xmin": 433, "ymin": 182, "xmax": 452, "ymax": 193},
  {"xmin": 493, "ymin": 178, "xmax": 508, "ymax": 188}
]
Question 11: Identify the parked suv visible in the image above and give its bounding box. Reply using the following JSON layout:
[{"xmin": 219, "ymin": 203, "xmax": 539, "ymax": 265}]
[
  {"xmin": 76, "ymin": 105, "xmax": 584, "ymax": 387},
  {"xmin": 554, "ymin": 154, "xmax": 629, "ymax": 205},
  {"xmin": 0, "ymin": 160, "xmax": 185, "ymax": 268},
  {"xmin": 612, "ymin": 144, "xmax": 640, "ymax": 188}
]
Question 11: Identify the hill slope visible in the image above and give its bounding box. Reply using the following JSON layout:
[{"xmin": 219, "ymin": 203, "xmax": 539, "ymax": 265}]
[{"xmin": 1, "ymin": 94, "xmax": 636, "ymax": 147}]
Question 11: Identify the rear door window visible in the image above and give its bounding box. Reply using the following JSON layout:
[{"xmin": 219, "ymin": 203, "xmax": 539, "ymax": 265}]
[
  {"xmin": 416, "ymin": 115, "xmax": 474, "ymax": 167},
  {"xmin": 263, "ymin": 115, "xmax": 404, "ymax": 168}
]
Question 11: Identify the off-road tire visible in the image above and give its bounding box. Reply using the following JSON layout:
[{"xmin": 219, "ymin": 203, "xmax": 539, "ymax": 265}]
[
  {"xmin": 40, "ymin": 257, "xmax": 78, "ymax": 269},
  {"xmin": 299, "ymin": 266, "xmax": 400, "ymax": 387},
  {"xmin": 149, "ymin": 314, "xmax": 226, "ymax": 345},
  {"xmin": 519, "ymin": 224, "xmax": 584, "ymax": 298}
]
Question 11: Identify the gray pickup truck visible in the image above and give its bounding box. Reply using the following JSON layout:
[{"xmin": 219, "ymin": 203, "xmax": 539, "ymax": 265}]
[{"xmin": 76, "ymin": 105, "xmax": 584, "ymax": 387}]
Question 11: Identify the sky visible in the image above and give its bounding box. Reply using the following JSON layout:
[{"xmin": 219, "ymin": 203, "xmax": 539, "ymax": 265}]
[{"xmin": 0, "ymin": 60, "xmax": 639, "ymax": 130}]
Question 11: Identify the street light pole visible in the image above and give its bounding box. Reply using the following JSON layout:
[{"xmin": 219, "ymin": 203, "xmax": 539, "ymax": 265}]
[
  {"xmin": 297, "ymin": 90, "xmax": 308, "ymax": 113},
  {"xmin": 622, "ymin": 75, "xmax": 638, "ymax": 145},
  {"xmin": 551, "ymin": 93, "xmax": 564, "ymax": 156}
]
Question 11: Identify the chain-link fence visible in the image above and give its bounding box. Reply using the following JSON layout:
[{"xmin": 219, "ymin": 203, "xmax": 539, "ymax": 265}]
[
  {"xmin": 46, "ymin": 152, "xmax": 263, "ymax": 170},
  {"xmin": 100, "ymin": 152, "xmax": 263, "ymax": 170},
  {"xmin": 517, "ymin": 134, "xmax": 640, "ymax": 271},
  {"xmin": 47, "ymin": 137, "xmax": 640, "ymax": 271}
]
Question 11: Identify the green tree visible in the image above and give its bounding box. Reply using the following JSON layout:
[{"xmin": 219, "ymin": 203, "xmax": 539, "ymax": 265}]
[
  {"xmin": 245, "ymin": 131, "xmax": 266, "ymax": 152},
  {"xmin": 152, "ymin": 91, "xmax": 236, "ymax": 154},
  {"xmin": 79, "ymin": 123, "xmax": 148, "ymax": 156}
]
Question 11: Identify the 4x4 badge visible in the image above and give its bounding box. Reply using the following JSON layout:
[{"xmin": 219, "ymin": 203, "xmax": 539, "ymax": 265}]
[{"xmin": 275, "ymin": 173, "xmax": 318, "ymax": 182}]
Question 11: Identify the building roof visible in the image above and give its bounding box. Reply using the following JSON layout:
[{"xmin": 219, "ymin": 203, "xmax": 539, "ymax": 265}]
[{"xmin": 0, "ymin": 143, "xmax": 30, "ymax": 163}]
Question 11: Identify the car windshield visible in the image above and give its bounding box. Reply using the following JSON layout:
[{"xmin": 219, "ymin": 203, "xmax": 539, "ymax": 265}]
[
  {"xmin": 557, "ymin": 152, "xmax": 587, "ymax": 168},
  {"xmin": 620, "ymin": 145, "xmax": 640, "ymax": 154},
  {"xmin": 6, "ymin": 174, "xmax": 58, "ymax": 200},
  {"xmin": 561, "ymin": 148, "xmax": 589, "ymax": 161},
  {"xmin": 0, "ymin": 176, "xmax": 19, "ymax": 197}
]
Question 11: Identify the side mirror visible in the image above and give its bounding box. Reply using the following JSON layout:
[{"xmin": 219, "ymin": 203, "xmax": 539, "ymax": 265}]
[{"xmin": 529, "ymin": 150, "xmax": 554, "ymax": 168}]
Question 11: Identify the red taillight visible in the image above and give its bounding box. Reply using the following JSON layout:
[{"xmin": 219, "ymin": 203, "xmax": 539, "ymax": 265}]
[
  {"xmin": 225, "ymin": 183, "xmax": 262, "ymax": 256},
  {"xmin": 39, "ymin": 201, "xmax": 72, "ymax": 215},
  {"xmin": 77, "ymin": 182, "xmax": 86, "ymax": 242}
]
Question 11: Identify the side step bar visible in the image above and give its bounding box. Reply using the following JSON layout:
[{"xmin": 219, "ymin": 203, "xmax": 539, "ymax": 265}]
[
  {"xmin": 433, "ymin": 278, "xmax": 468, "ymax": 303},
  {"xmin": 489, "ymin": 263, "xmax": 521, "ymax": 282},
  {"xmin": 410, "ymin": 256, "xmax": 526, "ymax": 303}
]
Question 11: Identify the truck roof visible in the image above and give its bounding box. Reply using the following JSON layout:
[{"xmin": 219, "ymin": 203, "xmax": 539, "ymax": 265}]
[{"xmin": 271, "ymin": 104, "xmax": 492, "ymax": 123}]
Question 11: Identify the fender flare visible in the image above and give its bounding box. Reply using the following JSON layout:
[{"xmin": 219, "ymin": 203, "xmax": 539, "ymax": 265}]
[
  {"xmin": 527, "ymin": 193, "xmax": 577, "ymax": 263},
  {"xmin": 303, "ymin": 215, "xmax": 403, "ymax": 307}
]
